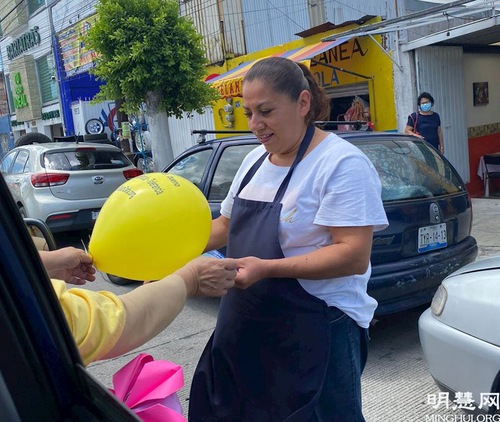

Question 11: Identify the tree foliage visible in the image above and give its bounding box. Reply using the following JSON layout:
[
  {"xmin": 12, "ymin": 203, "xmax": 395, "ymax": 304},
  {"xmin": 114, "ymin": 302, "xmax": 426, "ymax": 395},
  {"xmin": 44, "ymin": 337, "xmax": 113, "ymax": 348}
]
[{"xmin": 85, "ymin": 0, "xmax": 218, "ymax": 116}]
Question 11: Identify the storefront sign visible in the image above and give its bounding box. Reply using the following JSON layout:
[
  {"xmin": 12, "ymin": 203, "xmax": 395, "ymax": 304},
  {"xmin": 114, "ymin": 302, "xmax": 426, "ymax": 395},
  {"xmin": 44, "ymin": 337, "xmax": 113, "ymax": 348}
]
[
  {"xmin": 57, "ymin": 15, "xmax": 98, "ymax": 77},
  {"xmin": 315, "ymin": 38, "xmax": 367, "ymax": 64},
  {"xmin": 13, "ymin": 73, "xmax": 28, "ymax": 109},
  {"xmin": 42, "ymin": 110, "xmax": 61, "ymax": 120},
  {"xmin": 7, "ymin": 27, "xmax": 41, "ymax": 60},
  {"xmin": 214, "ymin": 77, "xmax": 243, "ymax": 99}
]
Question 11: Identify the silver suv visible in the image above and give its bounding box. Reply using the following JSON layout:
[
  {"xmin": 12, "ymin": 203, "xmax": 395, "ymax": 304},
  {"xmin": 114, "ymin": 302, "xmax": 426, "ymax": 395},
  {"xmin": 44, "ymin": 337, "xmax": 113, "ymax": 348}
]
[{"xmin": 1, "ymin": 142, "xmax": 143, "ymax": 233}]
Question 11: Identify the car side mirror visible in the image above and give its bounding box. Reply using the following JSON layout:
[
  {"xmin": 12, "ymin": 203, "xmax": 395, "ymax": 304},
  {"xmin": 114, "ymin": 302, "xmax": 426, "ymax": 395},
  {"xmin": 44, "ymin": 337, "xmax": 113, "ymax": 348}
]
[{"xmin": 24, "ymin": 218, "xmax": 57, "ymax": 251}]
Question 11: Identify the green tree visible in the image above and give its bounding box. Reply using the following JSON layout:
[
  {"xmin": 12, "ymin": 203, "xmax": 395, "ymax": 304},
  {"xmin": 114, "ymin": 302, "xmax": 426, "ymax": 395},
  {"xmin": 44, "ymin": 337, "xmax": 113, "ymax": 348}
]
[{"xmin": 85, "ymin": 0, "xmax": 218, "ymax": 170}]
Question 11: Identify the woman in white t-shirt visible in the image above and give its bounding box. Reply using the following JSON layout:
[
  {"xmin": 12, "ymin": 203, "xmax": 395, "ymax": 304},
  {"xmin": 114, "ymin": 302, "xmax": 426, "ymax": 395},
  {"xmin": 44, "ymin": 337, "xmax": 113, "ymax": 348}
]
[{"xmin": 190, "ymin": 57, "xmax": 388, "ymax": 422}]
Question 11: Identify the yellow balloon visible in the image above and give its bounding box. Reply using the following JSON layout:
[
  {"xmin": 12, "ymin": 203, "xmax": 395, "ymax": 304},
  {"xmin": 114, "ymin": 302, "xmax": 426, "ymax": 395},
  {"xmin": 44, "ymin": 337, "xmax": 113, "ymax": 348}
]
[{"xmin": 89, "ymin": 173, "xmax": 211, "ymax": 281}]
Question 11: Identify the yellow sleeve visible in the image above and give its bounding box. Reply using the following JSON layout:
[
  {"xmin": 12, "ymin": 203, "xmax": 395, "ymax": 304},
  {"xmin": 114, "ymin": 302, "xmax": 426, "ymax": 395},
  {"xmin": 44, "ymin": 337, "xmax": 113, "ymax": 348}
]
[{"xmin": 51, "ymin": 279, "xmax": 126, "ymax": 365}]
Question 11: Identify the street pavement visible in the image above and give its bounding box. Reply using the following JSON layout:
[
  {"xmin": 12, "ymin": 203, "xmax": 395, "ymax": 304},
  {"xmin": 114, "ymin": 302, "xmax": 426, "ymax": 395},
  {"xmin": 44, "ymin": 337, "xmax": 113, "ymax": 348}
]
[{"xmin": 82, "ymin": 197, "xmax": 500, "ymax": 422}]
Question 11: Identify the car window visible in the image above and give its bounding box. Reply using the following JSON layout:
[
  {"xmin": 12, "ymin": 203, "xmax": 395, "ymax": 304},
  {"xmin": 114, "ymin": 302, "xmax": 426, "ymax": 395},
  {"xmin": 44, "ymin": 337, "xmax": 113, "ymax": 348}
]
[
  {"xmin": 355, "ymin": 139, "xmax": 464, "ymax": 202},
  {"xmin": 44, "ymin": 150, "xmax": 131, "ymax": 171},
  {"xmin": 209, "ymin": 144, "xmax": 258, "ymax": 201},
  {"xmin": 11, "ymin": 150, "xmax": 29, "ymax": 174},
  {"xmin": 167, "ymin": 148, "xmax": 213, "ymax": 189},
  {"xmin": 1, "ymin": 151, "xmax": 17, "ymax": 174}
]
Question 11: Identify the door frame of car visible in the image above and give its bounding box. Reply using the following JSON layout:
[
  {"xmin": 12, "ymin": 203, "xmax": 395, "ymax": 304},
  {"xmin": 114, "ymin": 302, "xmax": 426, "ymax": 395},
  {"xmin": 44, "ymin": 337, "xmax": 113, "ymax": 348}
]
[{"xmin": 0, "ymin": 175, "xmax": 139, "ymax": 421}]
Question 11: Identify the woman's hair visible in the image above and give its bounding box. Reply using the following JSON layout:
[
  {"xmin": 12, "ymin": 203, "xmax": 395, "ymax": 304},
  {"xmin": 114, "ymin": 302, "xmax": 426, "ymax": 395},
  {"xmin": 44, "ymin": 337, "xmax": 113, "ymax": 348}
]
[
  {"xmin": 244, "ymin": 57, "xmax": 330, "ymax": 125},
  {"xmin": 417, "ymin": 92, "xmax": 434, "ymax": 105}
]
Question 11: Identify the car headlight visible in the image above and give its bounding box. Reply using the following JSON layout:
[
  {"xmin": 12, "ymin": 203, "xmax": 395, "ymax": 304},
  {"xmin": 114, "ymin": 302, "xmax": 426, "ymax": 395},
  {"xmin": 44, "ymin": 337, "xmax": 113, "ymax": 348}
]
[{"xmin": 431, "ymin": 284, "xmax": 447, "ymax": 316}]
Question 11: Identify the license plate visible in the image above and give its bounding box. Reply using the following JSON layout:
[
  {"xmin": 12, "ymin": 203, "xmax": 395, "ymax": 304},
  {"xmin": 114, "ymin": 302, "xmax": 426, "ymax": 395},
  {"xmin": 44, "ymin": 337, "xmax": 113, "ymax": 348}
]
[
  {"xmin": 91, "ymin": 211, "xmax": 100, "ymax": 221},
  {"xmin": 418, "ymin": 223, "xmax": 447, "ymax": 253}
]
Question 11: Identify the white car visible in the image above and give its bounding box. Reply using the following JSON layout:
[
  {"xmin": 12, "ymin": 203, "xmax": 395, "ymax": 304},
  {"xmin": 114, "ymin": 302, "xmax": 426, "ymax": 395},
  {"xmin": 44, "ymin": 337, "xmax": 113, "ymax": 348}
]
[
  {"xmin": 1, "ymin": 142, "xmax": 143, "ymax": 233},
  {"xmin": 419, "ymin": 256, "xmax": 500, "ymax": 415}
]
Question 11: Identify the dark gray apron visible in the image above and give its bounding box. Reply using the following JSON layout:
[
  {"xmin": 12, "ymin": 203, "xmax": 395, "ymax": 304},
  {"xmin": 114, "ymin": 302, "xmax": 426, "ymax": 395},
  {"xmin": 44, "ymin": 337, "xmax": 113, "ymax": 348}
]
[{"xmin": 189, "ymin": 126, "xmax": 331, "ymax": 422}]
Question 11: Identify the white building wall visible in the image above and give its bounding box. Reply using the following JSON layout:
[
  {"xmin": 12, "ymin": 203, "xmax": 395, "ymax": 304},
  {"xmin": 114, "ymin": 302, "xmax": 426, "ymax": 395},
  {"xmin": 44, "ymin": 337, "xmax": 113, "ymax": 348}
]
[
  {"xmin": 167, "ymin": 107, "xmax": 215, "ymax": 157},
  {"xmin": 51, "ymin": 0, "xmax": 97, "ymax": 33},
  {"xmin": 242, "ymin": 0, "xmax": 310, "ymax": 53},
  {"xmin": 463, "ymin": 53, "xmax": 500, "ymax": 128},
  {"xmin": 324, "ymin": 0, "xmax": 394, "ymax": 23},
  {"xmin": 0, "ymin": 9, "xmax": 53, "ymax": 75},
  {"xmin": 0, "ymin": 7, "xmax": 64, "ymax": 139}
]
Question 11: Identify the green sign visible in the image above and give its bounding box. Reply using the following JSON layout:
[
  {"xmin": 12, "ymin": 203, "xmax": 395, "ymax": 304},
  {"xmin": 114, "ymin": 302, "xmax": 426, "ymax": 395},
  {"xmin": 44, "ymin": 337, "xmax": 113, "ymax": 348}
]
[
  {"xmin": 42, "ymin": 110, "xmax": 60, "ymax": 120},
  {"xmin": 13, "ymin": 73, "xmax": 28, "ymax": 109}
]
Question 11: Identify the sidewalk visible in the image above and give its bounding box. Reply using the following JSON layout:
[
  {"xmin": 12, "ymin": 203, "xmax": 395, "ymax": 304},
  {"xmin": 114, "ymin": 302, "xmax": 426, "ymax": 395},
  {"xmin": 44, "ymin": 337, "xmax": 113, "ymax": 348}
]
[{"xmin": 470, "ymin": 197, "xmax": 500, "ymax": 259}]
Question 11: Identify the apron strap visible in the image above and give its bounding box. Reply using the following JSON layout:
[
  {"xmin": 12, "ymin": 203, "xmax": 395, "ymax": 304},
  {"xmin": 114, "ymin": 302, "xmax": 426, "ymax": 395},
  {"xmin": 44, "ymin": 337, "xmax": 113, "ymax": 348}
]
[
  {"xmin": 274, "ymin": 125, "xmax": 315, "ymax": 203},
  {"xmin": 236, "ymin": 151, "xmax": 268, "ymax": 196},
  {"xmin": 236, "ymin": 125, "xmax": 316, "ymax": 202}
]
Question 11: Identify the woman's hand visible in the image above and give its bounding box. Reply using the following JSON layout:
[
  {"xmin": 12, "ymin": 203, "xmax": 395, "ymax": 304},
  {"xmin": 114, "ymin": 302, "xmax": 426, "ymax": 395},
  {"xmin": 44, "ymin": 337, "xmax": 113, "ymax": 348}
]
[
  {"xmin": 233, "ymin": 256, "xmax": 266, "ymax": 289},
  {"xmin": 175, "ymin": 256, "xmax": 238, "ymax": 297},
  {"xmin": 40, "ymin": 247, "xmax": 96, "ymax": 285}
]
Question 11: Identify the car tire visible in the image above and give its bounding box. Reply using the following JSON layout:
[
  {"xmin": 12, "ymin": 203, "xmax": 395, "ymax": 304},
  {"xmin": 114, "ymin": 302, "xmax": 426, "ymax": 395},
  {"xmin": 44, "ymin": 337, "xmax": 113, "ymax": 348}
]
[
  {"xmin": 14, "ymin": 133, "xmax": 52, "ymax": 147},
  {"xmin": 85, "ymin": 118, "xmax": 105, "ymax": 135},
  {"xmin": 134, "ymin": 130, "xmax": 152, "ymax": 151},
  {"xmin": 107, "ymin": 273, "xmax": 139, "ymax": 285}
]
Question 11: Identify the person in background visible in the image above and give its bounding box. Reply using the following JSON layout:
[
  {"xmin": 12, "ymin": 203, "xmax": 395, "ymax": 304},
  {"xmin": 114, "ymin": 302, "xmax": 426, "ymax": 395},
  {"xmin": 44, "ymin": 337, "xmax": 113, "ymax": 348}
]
[
  {"xmin": 361, "ymin": 107, "xmax": 374, "ymax": 131},
  {"xmin": 40, "ymin": 246, "xmax": 237, "ymax": 365},
  {"xmin": 405, "ymin": 92, "xmax": 444, "ymax": 154},
  {"xmin": 189, "ymin": 57, "xmax": 388, "ymax": 422}
]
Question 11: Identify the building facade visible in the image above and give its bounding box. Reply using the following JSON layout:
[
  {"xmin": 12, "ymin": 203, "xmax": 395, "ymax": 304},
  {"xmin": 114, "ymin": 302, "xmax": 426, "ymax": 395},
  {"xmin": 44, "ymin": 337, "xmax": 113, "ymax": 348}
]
[
  {"xmin": 0, "ymin": 0, "xmax": 64, "ymax": 141},
  {"xmin": 1, "ymin": 0, "xmax": 499, "ymax": 196}
]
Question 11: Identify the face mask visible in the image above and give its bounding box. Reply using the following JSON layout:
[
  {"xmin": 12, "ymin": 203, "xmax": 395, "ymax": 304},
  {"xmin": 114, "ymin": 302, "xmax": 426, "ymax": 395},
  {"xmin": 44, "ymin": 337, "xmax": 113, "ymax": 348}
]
[{"xmin": 420, "ymin": 103, "xmax": 432, "ymax": 112}]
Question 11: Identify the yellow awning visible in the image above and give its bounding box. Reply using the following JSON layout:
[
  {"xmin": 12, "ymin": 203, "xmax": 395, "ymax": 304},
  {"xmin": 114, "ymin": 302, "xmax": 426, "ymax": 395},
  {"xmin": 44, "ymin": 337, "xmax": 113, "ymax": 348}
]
[{"xmin": 209, "ymin": 36, "xmax": 353, "ymax": 98}]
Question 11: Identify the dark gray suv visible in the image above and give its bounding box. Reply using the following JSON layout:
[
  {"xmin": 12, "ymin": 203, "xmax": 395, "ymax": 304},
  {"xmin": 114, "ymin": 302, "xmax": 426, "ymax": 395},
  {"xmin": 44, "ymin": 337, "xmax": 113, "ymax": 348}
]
[{"xmin": 164, "ymin": 131, "xmax": 478, "ymax": 315}]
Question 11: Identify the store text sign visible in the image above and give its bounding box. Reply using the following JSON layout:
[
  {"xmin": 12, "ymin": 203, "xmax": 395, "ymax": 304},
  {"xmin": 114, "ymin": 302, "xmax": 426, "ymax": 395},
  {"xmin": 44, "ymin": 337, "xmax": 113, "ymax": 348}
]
[
  {"xmin": 214, "ymin": 77, "xmax": 243, "ymax": 99},
  {"xmin": 311, "ymin": 38, "xmax": 369, "ymax": 87},
  {"xmin": 7, "ymin": 27, "xmax": 41, "ymax": 60},
  {"xmin": 13, "ymin": 73, "xmax": 28, "ymax": 109}
]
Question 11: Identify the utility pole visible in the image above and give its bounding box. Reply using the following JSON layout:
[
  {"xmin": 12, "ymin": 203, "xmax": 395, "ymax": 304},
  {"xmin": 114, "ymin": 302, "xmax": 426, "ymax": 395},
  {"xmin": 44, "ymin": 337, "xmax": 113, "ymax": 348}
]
[{"xmin": 216, "ymin": 0, "xmax": 227, "ymax": 59}]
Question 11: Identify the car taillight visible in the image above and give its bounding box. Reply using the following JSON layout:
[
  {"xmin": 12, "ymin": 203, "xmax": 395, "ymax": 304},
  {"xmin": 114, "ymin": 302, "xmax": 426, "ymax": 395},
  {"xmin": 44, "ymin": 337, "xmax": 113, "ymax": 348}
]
[
  {"xmin": 31, "ymin": 173, "xmax": 70, "ymax": 187},
  {"xmin": 123, "ymin": 169, "xmax": 143, "ymax": 180}
]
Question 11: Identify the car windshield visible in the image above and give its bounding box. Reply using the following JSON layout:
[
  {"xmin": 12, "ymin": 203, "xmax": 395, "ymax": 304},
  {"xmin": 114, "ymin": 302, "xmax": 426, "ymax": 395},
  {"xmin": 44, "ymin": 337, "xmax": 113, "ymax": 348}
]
[
  {"xmin": 44, "ymin": 149, "xmax": 131, "ymax": 171},
  {"xmin": 354, "ymin": 138, "xmax": 464, "ymax": 202}
]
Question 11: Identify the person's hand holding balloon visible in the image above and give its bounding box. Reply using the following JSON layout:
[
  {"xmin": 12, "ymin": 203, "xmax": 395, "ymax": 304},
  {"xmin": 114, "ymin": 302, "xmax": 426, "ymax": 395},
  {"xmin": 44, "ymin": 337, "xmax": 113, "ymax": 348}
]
[
  {"xmin": 174, "ymin": 256, "xmax": 238, "ymax": 297},
  {"xmin": 89, "ymin": 174, "xmax": 213, "ymax": 281}
]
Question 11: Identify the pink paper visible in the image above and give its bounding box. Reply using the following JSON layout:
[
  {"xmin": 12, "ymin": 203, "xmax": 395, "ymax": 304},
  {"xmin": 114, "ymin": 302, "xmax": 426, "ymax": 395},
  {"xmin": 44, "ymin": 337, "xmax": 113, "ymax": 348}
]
[{"xmin": 110, "ymin": 353, "xmax": 186, "ymax": 422}]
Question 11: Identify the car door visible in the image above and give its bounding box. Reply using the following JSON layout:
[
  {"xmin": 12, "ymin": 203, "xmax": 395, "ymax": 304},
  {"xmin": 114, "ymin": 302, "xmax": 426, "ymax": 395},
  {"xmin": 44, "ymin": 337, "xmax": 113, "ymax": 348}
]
[
  {"xmin": 166, "ymin": 141, "xmax": 258, "ymax": 218},
  {"xmin": 0, "ymin": 174, "xmax": 139, "ymax": 421},
  {"xmin": 8, "ymin": 149, "xmax": 31, "ymax": 203}
]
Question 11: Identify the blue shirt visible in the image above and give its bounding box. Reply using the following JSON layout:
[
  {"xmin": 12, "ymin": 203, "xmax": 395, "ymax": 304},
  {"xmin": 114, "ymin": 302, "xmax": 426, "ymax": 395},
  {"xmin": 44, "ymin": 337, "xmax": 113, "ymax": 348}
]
[{"xmin": 407, "ymin": 112, "xmax": 441, "ymax": 149}]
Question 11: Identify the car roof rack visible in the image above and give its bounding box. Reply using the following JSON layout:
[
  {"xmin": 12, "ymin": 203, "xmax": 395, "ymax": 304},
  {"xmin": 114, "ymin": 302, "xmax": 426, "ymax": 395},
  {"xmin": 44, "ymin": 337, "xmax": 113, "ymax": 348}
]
[
  {"xmin": 192, "ymin": 121, "xmax": 367, "ymax": 144},
  {"xmin": 192, "ymin": 129, "xmax": 253, "ymax": 143}
]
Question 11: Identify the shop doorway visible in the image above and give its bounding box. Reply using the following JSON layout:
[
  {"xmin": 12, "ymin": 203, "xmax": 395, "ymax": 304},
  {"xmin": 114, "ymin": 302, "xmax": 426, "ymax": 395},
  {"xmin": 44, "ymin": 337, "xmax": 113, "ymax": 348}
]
[{"xmin": 323, "ymin": 83, "xmax": 371, "ymax": 131}]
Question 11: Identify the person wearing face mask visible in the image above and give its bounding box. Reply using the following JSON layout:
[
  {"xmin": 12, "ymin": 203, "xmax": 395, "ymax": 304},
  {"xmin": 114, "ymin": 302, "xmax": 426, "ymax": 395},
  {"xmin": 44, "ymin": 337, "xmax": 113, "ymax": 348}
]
[{"xmin": 405, "ymin": 92, "xmax": 444, "ymax": 154}]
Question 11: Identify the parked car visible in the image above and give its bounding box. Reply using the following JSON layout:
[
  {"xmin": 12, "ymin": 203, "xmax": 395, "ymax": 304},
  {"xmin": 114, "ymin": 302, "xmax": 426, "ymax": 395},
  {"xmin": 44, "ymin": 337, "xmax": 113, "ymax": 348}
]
[
  {"xmin": 162, "ymin": 131, "xmax": 478, "ymax": 315},
  {"xmin": 419, "ymin": 256, "xmax": 500, "ymax": 415},
  {"xmin": 1, "ymin": 142, "xmax": 143, "ymax": 233},
  {"xmin": 0, "ymin": 174, "xmax": 139, "ymax": 421}
]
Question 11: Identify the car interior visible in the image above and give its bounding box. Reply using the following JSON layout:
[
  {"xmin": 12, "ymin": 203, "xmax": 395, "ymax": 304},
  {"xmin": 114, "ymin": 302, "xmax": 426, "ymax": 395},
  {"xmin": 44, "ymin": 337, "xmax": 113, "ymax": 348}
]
[{"xmin": 0, "ymin": 175, "xmax": 138, "ymax": 421}]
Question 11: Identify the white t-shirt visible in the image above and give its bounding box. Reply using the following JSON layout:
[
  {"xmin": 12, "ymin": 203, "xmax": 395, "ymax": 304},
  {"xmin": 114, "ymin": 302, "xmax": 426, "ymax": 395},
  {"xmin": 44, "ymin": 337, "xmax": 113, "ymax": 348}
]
[{"xmin": 221, "ymin": 133, "xmax": 389, "ymax": 328}]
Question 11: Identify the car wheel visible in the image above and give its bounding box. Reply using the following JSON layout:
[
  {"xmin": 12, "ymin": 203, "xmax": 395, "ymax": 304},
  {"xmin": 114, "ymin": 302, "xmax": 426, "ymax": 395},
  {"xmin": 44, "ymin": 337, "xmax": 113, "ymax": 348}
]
[
  {"xmin": 107, "ymin": 273, "xmax": 139, "ymax": 285},
  {"xmin": 134, "ymin": 131, "xmax": 152, "ymax": 151},
  {"xmin": 14, "ymin": 133, "xmax": 52, "ymax": 147},
  {"xmin": 85, "ymin": 118, "xmax": 105, "ymax": 135}
]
